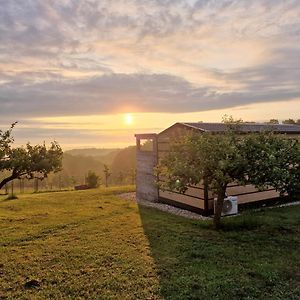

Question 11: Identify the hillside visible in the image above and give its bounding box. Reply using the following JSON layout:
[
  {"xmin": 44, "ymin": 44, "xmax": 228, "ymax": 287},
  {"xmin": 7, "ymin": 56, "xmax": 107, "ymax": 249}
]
[
  {"xmin": 55, "ymin": 146, "xmax": 136, "ymax": 187},
  {"xmin": 65, "ymin": 148, "xmax": 120, "ymax": 157},
  {"xmin": 65, "ymin": 148, "xmax": 121, "ymax": 165}
]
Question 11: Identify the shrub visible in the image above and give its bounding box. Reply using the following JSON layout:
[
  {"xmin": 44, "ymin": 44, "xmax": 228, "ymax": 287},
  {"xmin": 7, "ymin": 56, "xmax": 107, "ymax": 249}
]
[{"xmin": 86, "ymin": 171, "xmax": 100, "ymax": 188}]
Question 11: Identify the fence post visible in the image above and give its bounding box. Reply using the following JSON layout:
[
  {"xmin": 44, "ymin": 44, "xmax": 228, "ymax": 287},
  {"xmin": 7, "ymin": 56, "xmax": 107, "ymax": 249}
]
[{"xmin": 11, "ymin": 180, "xmax": 14, "ymax": 197}]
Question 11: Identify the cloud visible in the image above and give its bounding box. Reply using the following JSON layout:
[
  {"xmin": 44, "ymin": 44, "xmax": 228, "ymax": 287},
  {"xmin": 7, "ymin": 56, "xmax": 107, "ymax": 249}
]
[
  {"xmin": 0, "ymin": 0, "xmax": 299, "ymax": 119},
  {"xmin": 0, "ymin": 69, "xmax": 299, "ymax": 119}
]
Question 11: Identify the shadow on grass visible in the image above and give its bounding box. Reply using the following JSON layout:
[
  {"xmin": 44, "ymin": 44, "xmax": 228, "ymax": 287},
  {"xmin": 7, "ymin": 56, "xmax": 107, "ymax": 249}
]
[
  {"xmin": 0, "ymin": 194, "xmax": 18, "ymax": 202},
  {"xmin": 137, "ymin": 204, "xmax": 300, "ymax": 300}
]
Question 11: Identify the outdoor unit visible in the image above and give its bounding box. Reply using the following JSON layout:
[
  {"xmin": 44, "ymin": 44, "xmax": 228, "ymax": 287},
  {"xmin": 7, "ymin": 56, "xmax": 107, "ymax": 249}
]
[{"xmin": 214, "ymin": 196, "xmax": 238, "ymax": 216}]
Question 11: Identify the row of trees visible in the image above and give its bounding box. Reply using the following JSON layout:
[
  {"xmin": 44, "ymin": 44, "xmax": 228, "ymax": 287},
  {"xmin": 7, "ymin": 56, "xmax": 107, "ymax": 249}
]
[
  {"xmin": 157, "ymin": 119, "xmax": 300, "ymax": 228},
  {"xmin": 266, "ymin": 118, "xmax": 300, "ymax": 125}
]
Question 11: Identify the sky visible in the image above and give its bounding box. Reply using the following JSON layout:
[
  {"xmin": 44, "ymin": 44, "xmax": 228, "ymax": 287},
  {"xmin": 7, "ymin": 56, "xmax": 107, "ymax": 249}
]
[{"xmin": 0, "ymin": 0, "xmax": 300, "ymax": 149}]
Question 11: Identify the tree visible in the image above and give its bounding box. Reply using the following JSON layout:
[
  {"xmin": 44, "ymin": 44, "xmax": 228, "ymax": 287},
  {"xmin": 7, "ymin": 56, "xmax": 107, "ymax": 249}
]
[
  {"xmin": 239, "ymin": 133, "xmax": 300, "ymax": 197},
  {"xmin": 156, "ymin": 130, "xmax": 247, "ymax": 228},
  {"xmin": 267, "ymin": 119, "xmax": 279, "ymax": 124},
  {"xmin": 0, "ymin": 124, "xmax": 63, "ymax": 190},
  {"xmin": 282, "ymin": 119, "xmax": 296, "ymax": 124},
  {"xmin": 156, "ymin": 127, "xmax": 300, "ymax": 229},
  {"xmin": 296, "ymin": 119, "xmax": 300, "ymax": 125},
  {"xmin": 103, "ymin": 164, "xmax": 111, "ymax": 187},
  {"xmin": 117, "ymin": 171, "xmax": 124, "ymax": 184},
  {"xmin": 129, "ymin": 168, "xmax": 136, "ymax": 185},
  {"xmin": 86, "ymin": 171, "xmax": 100, "ymax": 188}
]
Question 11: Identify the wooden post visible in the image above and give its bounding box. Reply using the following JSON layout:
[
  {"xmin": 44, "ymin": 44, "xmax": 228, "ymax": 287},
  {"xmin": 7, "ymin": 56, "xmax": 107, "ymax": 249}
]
[
  {"xmin": 11, "ymin": 180, "xmax": 14, "ymax": 197},
  {"xmin": 204, "ymin": 177, "xmax": 209, "ymax": 214},
  {"xmin": 34, "ymin": 178, "xmax": 38, "ymax": 193}
]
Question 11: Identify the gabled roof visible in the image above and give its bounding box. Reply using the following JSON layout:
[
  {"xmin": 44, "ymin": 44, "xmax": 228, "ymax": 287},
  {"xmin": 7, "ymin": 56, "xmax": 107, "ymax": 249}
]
[{"xmin": 159, "ymin": 122, "xmax": 300, "ymax": 135}]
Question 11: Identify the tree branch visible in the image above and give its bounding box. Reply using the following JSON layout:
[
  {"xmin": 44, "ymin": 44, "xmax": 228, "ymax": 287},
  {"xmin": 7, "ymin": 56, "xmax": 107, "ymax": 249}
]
[{"xmin": 0, "ymin": 173, "xmax": 19, "ymax": 190}]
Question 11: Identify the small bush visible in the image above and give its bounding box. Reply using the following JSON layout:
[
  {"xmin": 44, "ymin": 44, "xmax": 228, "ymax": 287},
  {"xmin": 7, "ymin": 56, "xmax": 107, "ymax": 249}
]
[{"xmin": 86, "ymin": 171, "xmax": 100, "ymax": 188}]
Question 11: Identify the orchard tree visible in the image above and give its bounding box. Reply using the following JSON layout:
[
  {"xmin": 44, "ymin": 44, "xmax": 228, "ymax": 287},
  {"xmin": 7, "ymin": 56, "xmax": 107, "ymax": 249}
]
[
  {"xmin": 240, "ymin": 133, "xmax": 300, "ymax": 197},
  {"xmin": 0, "ymin": 123, "xmax": 63, "ymax": 190},
  {"xmin": 156, "ymin": 128, "xmax": 300, "ymax": 229},
  {"xmin": 156, "ymin": 130, "xmax": 247, "ymax": 228}
]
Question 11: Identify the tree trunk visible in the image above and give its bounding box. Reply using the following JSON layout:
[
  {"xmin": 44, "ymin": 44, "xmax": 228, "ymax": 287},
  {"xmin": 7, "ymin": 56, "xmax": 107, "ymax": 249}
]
[
  {"xmin": 213, "ymin": 185, "xmax": 227, "ymax": 229},
  {"xmin": 11, "ymin": 180, "xmax": 14, "ymax": 197},
  {"xmin": 0, "ymin": 174, "xmax": 17, "ymax": 190}
]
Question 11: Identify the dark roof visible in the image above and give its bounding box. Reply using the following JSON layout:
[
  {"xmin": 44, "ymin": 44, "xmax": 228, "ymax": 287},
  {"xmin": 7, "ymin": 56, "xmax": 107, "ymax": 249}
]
[
  {"xmin": 176, "ymin": 122, "xmax": 300, "ymax": 134},
  {"xmin": 135, "ymin": 133, "xmax": 157, "ymax": 139}
]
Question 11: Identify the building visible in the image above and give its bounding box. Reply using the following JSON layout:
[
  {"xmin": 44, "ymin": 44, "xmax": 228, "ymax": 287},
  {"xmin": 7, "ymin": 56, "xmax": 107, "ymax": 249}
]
[{"xmin": 135, "ymin": 122, "xmax": 300, "ymax": 215}]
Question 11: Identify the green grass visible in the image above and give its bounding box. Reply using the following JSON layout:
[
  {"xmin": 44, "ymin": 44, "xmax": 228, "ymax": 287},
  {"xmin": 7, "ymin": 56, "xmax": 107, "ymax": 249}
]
[{"xmin": 0, "ymin": 187, "xmax": 299, "ymax": 299}]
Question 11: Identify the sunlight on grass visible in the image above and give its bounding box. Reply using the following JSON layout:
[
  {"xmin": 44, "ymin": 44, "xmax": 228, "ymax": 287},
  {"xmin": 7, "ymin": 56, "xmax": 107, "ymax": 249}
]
[
  {"xmin": 0, "ymin": 187, "xmax": 161, "ymax": 299},
  {"xmin": 0, "ymin": 188, "xmax": 299, "ymax": 299}
]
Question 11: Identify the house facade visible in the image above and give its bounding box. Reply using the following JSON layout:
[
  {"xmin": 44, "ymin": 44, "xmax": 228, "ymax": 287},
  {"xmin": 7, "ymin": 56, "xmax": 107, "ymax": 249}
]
[{"xmin": 135, "ymin": 122, "xmax": 300, "ymax": 215}]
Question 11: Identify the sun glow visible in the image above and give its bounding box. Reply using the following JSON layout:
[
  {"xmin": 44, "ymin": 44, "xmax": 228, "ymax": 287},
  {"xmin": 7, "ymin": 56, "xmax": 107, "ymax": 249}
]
[{"xmin": 124, "ymin": 113, "xmax": 134, "ymax": 125}]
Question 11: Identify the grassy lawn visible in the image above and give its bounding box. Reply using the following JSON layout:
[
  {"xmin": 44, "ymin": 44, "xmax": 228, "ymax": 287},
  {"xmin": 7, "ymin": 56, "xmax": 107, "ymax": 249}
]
[{"xmin": 0, "ymin": 187, "xmax": 299, "ymax": 299}]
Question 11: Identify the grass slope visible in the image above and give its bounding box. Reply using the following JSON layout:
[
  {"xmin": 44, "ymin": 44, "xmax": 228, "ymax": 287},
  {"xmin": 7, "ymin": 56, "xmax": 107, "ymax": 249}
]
[{"xmin": 0, "ymin": 188, "xmax": 299, "ymax": 299}]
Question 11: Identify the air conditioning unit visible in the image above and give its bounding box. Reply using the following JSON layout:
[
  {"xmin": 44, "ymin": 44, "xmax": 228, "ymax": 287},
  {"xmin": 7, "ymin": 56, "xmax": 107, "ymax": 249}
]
[{"xmin": 214, "ymin": 196, "xmax": 238, "ymax": 216}]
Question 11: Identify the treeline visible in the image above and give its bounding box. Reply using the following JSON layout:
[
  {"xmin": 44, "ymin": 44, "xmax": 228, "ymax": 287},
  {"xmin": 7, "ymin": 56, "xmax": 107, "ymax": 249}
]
[{"xmin": 265, "ymin": 118, "xmax": 300, "ymax": 125}]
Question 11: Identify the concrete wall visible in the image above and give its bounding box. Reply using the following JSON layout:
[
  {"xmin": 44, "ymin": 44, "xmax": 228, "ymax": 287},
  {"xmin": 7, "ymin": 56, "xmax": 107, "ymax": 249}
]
[{"xmin": 135, "ymin": 136, "xmax": 159, "ymax": 202}]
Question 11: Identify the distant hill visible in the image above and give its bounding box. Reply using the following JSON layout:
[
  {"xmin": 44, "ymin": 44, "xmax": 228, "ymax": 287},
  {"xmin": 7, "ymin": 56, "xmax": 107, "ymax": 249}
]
[
  {"xmin": 111, "ymin": 146, "xmax": 136, "ymax": 174},
  {"xmin": 110, "ymin": 146, "xmax": 136, "ymax": 184},
  {"xmin": 65, "ymin": 148, "xmax": 120, "ymax": 157},
  {"xmin": 65, "ymin": 148, "xmax": 122, "ymax": 165},
  {"xmin": 57, "ymin": 146, "xmax": 137, "ymax": 186}
]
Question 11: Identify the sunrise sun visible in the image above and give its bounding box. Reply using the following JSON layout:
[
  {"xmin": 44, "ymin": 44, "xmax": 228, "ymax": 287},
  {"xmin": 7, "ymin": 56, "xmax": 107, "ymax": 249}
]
[{"xmin": 124, "ymin": 113, "xmax": 134, "ymax": 125}]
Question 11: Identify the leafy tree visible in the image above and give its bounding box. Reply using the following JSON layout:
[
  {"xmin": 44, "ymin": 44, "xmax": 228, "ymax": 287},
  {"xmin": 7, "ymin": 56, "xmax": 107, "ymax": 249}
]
[
  {"xmin": 282, "ymin": 119, "xmax": 296, "ymax": 124},
  {"xmin": 86, "ymin": 171, "xmax": 100, "ymax": 188},
  {"xmin": 156, "ymin": 130, "xmax": 246, "ymax": 228},
  {"xmin": 103, "ymin": 164, "xmax": 111, "ymax": 187},
  {"xmin": 156, "ymin": 127, "xmax": 300, "ymax": 229},
  {"xmin": 267, "ymin": 119, "xmax": 279, "ymax": 124},
  {"xmin": 0, "ymin": 123, "xmax": 63, "ymax": 190},
  {"xmin": 296, "ymin": 119, "xmax": 300, "ymax": 125},
  {"xmin": 240, "ymin": 133, "xmax": 300, "ymax": 197}
]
